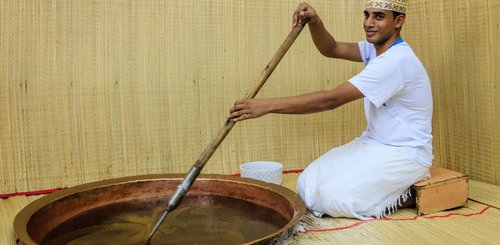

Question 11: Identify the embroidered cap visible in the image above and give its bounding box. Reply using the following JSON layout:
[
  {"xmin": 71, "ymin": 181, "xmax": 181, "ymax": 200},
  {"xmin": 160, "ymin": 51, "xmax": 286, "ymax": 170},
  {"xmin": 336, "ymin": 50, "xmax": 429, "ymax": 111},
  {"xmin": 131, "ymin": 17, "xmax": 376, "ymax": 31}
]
[{"xmin": 365, "ymin": 0, "xmax": 408, "ymax": 14}]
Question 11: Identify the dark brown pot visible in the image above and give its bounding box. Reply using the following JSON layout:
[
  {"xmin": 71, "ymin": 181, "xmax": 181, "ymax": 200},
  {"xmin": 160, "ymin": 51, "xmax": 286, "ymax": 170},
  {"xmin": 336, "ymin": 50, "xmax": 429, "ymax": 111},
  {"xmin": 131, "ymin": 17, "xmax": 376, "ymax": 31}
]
[{"xmin": 14, "ymin": 174, "xmax": 305, "ymax": 244}]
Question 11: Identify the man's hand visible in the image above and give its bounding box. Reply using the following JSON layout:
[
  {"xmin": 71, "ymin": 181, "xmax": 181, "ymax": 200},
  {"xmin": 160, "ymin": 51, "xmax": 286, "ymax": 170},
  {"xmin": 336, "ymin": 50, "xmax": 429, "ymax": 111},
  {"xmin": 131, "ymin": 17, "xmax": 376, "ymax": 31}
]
[
  {"xmin": 292, "ymin": 2, "xmax": 319, "ymax": 27},
  {"xmin": 228, "ymin": 98, "xmax": 270, "ymax": 122}
]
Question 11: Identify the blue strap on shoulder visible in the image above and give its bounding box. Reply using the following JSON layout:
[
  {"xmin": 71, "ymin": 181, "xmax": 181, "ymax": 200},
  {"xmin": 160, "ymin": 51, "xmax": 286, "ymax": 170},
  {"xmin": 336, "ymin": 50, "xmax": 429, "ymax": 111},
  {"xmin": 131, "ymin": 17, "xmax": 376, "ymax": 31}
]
[{"xmin": 391, "ymin": 38, "xmax": 404, "ymax": 47}]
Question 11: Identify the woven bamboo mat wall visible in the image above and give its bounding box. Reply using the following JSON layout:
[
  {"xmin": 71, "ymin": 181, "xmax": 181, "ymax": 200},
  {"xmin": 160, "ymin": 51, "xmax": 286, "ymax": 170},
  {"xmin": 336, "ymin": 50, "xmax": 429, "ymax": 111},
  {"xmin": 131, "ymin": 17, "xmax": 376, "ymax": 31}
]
[
  {"xmin": 0, "ymin": 0, "xmax": 366, "ymax": 193},
  {"xmin": 404, "ymin": 0, "xmax": 500, "ymax": 185},
  {"xmin": 0, "ymin": 0, "xmax": 498, "ymax": 194}
]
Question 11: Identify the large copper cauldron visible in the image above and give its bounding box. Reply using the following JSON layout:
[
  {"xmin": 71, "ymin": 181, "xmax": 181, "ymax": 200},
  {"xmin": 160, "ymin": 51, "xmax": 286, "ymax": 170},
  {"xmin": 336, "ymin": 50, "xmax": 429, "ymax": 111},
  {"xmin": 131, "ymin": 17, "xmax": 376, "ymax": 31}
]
[{"xmin": 14, "ymin": 174, "xmax": 305, "ymax": 244}]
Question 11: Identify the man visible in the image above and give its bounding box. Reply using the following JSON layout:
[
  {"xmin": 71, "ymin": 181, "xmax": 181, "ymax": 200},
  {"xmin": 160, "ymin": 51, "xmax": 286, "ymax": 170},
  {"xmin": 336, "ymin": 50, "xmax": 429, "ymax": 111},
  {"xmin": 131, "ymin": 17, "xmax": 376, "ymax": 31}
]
[{"xmin": 228, "ymin": 0, "xmax": 432, "ymax": 220}]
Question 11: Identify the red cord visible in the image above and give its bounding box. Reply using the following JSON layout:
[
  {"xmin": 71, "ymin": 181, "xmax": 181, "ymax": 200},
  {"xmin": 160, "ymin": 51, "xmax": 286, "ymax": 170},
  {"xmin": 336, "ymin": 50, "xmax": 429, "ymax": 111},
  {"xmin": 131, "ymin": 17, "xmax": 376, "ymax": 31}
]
[
  {"xmin": 1, "ymin": 170, "xmax": 304, "ymax": 199},
  {"xmin": 299, "ymin": 206, "xmax": 492, "ymax": 234},
  {"xmin": 0, "ymin": 188, "xmax": 63, "ymax": 199}
]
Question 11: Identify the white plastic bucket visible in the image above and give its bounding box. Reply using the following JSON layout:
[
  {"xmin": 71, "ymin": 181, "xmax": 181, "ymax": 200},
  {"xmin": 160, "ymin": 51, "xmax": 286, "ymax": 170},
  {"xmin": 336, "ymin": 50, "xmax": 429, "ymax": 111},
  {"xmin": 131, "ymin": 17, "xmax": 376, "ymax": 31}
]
[{"xmin": 239, "ymin": 161, "xmax": 283, "ymax": 185}]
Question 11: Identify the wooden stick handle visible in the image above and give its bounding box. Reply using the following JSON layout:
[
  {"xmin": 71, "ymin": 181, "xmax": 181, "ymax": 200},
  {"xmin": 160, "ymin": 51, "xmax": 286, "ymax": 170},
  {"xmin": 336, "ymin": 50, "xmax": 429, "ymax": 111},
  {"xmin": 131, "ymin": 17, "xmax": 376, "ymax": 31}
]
[
  {"xmin": 194, "ymin": 23, "xmax": 307, "ymax": 169},
  {"xmin": 146, "ymin": 23, "xmax": 307, "ymax": 242}
]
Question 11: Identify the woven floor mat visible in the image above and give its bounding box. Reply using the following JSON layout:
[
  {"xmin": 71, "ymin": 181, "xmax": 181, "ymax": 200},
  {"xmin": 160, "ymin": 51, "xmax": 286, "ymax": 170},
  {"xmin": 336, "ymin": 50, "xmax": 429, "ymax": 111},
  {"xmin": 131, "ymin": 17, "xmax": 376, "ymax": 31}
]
[
  {"xmin": 281, "ymin": 173, "xmax": 500, "ymax": 244},
  {"xmin": 290, "ymin": 201, "xmax": 499, "ymax": 244},
  {"xmin": 2, "ymin": 174, "xmax": 500, "ymax": 244}
]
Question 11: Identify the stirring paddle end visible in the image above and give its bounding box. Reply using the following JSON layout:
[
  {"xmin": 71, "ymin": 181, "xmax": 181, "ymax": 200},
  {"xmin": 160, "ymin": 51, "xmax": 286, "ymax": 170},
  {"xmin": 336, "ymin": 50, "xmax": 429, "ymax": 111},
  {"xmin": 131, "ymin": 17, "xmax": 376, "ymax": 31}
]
[{"xmin": 143, "ymin": 209, "xmax": 170, "ymax": 244}]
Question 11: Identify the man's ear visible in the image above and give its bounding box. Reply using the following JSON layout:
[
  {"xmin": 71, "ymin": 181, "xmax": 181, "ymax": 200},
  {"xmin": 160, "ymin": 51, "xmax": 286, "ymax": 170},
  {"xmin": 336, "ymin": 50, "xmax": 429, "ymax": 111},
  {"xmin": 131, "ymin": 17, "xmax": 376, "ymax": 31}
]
[{"xmin": 395, "ymin": 14, "xmax": 405, "ymax": 28}]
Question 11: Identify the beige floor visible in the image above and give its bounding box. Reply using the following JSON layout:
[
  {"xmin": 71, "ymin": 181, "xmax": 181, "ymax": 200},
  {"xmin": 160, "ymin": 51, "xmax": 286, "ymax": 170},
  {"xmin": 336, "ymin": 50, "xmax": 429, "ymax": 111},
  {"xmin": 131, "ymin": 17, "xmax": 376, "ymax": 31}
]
[
  {"xmin": 2, "ymin": 174, "xmax": 500, "ymax": 244},
  {"xmin": 284, "ymin": 173, "xmax": 500, "ymax": 244}
]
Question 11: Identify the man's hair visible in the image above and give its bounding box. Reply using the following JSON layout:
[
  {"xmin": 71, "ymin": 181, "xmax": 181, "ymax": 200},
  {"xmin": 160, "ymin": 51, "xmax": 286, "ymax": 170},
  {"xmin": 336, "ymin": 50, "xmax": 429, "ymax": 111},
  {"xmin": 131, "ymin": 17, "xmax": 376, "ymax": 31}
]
[{"xmin": 392, "ymin": 11, "xmax": 406, "ymax": 20}]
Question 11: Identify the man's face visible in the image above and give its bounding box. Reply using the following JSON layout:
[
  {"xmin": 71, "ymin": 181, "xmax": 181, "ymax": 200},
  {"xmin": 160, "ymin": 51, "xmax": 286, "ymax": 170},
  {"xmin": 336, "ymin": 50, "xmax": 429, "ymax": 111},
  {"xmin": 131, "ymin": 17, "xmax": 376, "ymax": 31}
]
[{"xmin": 363, "ymin": 9, "xmax": 402, "ymax": 45}]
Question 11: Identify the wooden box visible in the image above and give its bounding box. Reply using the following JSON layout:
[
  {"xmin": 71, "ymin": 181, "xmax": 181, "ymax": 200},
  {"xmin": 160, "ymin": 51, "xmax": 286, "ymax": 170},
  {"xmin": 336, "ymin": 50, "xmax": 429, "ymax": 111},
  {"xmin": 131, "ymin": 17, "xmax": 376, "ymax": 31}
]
[{"xmin": 411, "ymin": 167, "xmax": 468, "ymax": 215}]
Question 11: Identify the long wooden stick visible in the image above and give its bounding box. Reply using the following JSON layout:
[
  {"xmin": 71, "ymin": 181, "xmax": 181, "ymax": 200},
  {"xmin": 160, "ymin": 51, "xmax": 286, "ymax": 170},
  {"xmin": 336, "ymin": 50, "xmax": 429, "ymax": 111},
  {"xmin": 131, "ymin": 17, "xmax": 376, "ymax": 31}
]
[{"xmin": 145, "ymin": 22, "xmax": 307, "ymax": 243}]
